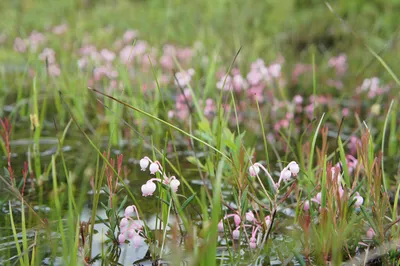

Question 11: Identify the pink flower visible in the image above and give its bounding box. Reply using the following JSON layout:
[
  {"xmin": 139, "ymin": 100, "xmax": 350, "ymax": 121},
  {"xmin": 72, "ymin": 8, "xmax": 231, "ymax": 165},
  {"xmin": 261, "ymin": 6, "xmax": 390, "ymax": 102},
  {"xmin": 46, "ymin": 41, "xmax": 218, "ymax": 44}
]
[
  {"xmin": 312, "ymin": 192, "xmax": 322, "ymax": 205},
  {"xmin": 132, "ymin": 235, "xmax": 143, "ymax": 248},
  {"xmin": 14, "ymin": 37, "xmax": 27, "ymax": 53},
  {"xmin": 303, "ymin": 200, "xmax": 310, "ymax": 211},
  {"xmin": 141, "ymin": 180, "xmax": 157, "ymax": 197},
  {"xmin": 48, "ymin": 64, "xmax": 61, "ymax": 77},
  {"xmin": 232, "ymin": 229, "xmax": 240, "ymax": 240},
  {"xmin": 52, "ymin": 24, "xmax": 68, "ymax": 35},
  {"xmin": 123, "ymin": 30, "xmax": 138, "ymax": 44},
  {"xmin": 249, "ymin": 241, "xmax": 257, "ymax": 249},
  {"xmin": 118, "ymin": 233, "xmax": 126, "ymax": 244},
  {"xmin": 120, "ymin": 217, "xmax": 129, "ymax": 228},
  {"xmin": 245, "ymin": 211, "xmax": 255, "ymax": 222},
  {"xmin": 366, "ymin": 227, "xmax": 375, "ymax": 239},
  {"xmin": 100, "ymin": 49, "xmax": 116, "ymax": 62},
  {"xmin": 233, "ymin": 215, "xmax": 241, "ymax": 227}
]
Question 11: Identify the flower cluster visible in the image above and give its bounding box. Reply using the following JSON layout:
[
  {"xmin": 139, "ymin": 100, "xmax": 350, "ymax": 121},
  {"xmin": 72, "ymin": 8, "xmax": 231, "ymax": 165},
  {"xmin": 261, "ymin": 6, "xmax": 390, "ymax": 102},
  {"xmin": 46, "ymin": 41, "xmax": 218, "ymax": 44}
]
[
  {"xmin": 249, "ymin": 161, "xmax": 300, "ymax": 191},
  {"xmin": 118, "ymin": 205, "xmax": 144, "ymax": 248},
  {"xmin": 218, "ymin": 210, "xmax": 272, "ymax": 249},
  {"xmin": 139, "ymin": 156, "xmax": 181, "ymax": 197}
]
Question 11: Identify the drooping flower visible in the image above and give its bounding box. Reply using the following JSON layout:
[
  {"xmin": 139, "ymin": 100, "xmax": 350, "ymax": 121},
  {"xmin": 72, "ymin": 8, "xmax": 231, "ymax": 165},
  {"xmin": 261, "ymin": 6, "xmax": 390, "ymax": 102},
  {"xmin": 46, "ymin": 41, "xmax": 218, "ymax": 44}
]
[
  {"xmin": 139, "ymin": 158, "xmax": 150, "ymax": 171},
  {"xmin": 245, "ymin": 211, "xmax": 255, "ymax": 223},
  {"xmin": 353, "ymin": 192, "xmax": 363, "ymax": 208},
  {"xmin": 124, "ymin": 206, "xmax": 134, "ymax": 217},
  {"xmin": 120, "ymin": 217, "xmax": 129, "ymax": 228},
  {"xmin": 289, "ymin": 162, "xmax": 300, "ymax": 176},
  {"xmin": 149, "ymin": 162, "xmax": 160, "ymax": 174},
  {"xmin": 232, "ymin": 229, "xmax": 240, "ymax": 240},
  {"xmin": 170, "ymin": 178, "xmax": 180, "ymax": 192},
  {"xmin": 366, "ymin": 227, "xmax": 376, "ymax": 239},
  {"xmin": 118, "ymin": 233, "xmax": 126, "ymax": 244},
  {"xmin": 249, "ymin": 164, "xmax": 260, "ymax": 177},
  {"xmin": 280, "ymin": 169, "xmax": 292, "ymax": 182},
  {"xmin": 141, "ymin": 180, "xmax": 157, "ymax": 196}
]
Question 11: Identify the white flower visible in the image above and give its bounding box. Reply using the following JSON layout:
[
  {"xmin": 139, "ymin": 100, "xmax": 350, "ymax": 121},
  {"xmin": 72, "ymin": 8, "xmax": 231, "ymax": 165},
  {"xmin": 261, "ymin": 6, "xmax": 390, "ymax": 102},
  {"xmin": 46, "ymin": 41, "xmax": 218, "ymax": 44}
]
[
  {"xmin": 245, "ymin": 211, "xmax": 255, "ymax": 222},
  {"xmin": 353, "ymin": 192, "xmax": 363, "ymax": 208},
  {"xmin": 289, "ymin": 162, "xmax": 300, "ymax": 176},
  {"xmin": 281, "ymin": 169, "xmax": 292, "ymax": 181},
  {"xmin": 139, "ymin": 158, "xmax": 150, "ymax": 171},
  {"xmin": 141, "ymin": 180, "xmax": 157, "ymax": 196},
  {"xmin": 170, "ymin": 178, "xmax": 180, "ymax": 192},
  {"xmin": 249, "ymin": 164, "xmax": 260, "ymax": 177},
  {"xmin": 124, "ymin": 206, "xmax": 134, "ymax": 217},
  {"xmin": 149, "ymin": 162, "xmax": 160, "ymax": 174}
]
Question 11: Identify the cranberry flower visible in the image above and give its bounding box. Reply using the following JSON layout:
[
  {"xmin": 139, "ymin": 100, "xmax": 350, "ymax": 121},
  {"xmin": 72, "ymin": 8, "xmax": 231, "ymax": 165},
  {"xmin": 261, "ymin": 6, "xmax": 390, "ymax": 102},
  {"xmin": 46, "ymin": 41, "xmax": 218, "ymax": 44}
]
[{"xmin": 138, "ymin": 156, "xmax": 181, "ymax": 196}]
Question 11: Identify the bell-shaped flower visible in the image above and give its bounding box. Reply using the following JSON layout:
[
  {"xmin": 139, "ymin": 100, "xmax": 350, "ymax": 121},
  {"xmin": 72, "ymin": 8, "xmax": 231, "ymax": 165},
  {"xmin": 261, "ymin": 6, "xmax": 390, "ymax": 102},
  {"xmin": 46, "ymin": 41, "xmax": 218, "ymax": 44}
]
[
  {"xmin": 124, "ymin": 206, "xmax": 134, "ymax": 217},
  {"xmin": 232, "ymin": 229, "xmax": 240, "ymax": 240},
  {"xmin": 353, "ymin": 192, "xmax": 363, "ymax": 208},
  {"xmin": 141, "ymin": 180, "xmax": 157, "ymax": 197},
  {"xmin": 120, "ymin": 217, "xmax": 129, "ymax": 228},
  {"xmin": 233, "ymin": 214, "xmax": 241, "ymax": 227},
  {"xmin": 140, "ymin": 158, "xmax": 150, "ymax": 171},
  {"xmin": 245, "ymin": 211, "xmax": 255, "ymax": 223},
  {"xmin": 170, "ymin": 178, "xmax": 180, "ymax": 192},
  {"xmin": 289, "ymin": 162, "xmax": 300, "ymax": 176},
  {"xmin": 149, "ymin": 162, "xmax": 160, "ymax": 174},
  {"xmin": 118, "ymin": 233, "xmax": 126, "ymax": 244},
  {"xmin": 281, "ymin": 169, "xmax": 292, "ymax": 182},
  {"xmin": 249, "ymin": 164, "xmax": 260, "ymax": 177}
]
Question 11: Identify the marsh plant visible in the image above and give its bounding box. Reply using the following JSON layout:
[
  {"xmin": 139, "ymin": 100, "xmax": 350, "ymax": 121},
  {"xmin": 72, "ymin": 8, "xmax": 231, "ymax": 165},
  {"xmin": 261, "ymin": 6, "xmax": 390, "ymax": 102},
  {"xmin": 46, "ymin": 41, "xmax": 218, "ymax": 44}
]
[{"xmin": 1, "ymin": 1, "xmax": 400, "ymax": 265}]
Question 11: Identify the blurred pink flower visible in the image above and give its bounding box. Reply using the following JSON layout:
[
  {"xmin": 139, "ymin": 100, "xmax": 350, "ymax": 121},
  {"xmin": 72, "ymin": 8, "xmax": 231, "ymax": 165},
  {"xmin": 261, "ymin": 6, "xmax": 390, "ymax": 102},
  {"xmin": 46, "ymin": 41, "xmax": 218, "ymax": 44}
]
[{"xmin": 52, "ymin": 24, "xmax": 68, "ymax": 35}]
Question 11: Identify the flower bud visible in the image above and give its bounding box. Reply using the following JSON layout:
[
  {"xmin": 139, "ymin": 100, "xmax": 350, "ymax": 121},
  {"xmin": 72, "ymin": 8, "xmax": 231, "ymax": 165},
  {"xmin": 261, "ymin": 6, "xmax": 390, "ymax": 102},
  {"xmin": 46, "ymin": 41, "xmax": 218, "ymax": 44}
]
[
  {"xmin": 249, "ymin": 242, "xmax": 257, "ymax": 249},
  {"xmin": 303, "ymin": 200, "xmax": 310, "ymax": 211},
  {"xmin": 233, "ymin": 215, "xmax": 241, "ymax": 226},
  {"xmin": 366, "ymin": 227, "xmax": 375, "ymax": 239}
]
